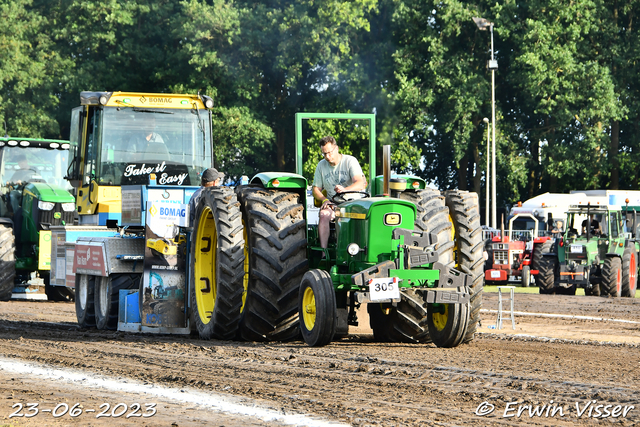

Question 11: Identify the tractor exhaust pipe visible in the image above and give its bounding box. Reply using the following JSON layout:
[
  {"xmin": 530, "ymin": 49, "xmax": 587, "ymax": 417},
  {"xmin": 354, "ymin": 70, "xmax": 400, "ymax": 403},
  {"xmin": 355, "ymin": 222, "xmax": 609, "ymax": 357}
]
[{"xmin": 383, "ymin": 145, "xmax": 391, "ymax": 195}]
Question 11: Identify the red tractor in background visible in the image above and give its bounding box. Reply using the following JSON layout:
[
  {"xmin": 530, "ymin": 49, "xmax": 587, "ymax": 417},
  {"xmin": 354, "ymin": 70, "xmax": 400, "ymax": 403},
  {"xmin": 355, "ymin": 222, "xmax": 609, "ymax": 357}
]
[{"xmin": 485, "ymin": 214, "xmax": 555, "ymax": 287}]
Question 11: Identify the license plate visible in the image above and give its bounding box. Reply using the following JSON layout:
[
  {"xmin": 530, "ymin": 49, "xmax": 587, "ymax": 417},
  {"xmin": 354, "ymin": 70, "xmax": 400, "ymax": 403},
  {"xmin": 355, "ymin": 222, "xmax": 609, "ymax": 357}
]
[
  {"xmin": 490, "ymin": 270, "xmax": 501, "ymax": 278},
  {"xmin": 570, "ymin": 245, "xmax": 582, "ymax": 253},
  {"xmin": 368, "ymin": 277, "xmax": 400, "ymax": 301}
]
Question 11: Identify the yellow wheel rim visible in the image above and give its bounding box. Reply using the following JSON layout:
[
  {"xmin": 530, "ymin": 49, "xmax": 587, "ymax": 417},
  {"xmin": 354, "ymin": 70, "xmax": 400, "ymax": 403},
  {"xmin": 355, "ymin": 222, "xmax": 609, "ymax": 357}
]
[
  {"xmin": 302, "ymin": 286, "xmax": 316, "ymax": 331},
  {"xmin": 448, "ymin": 213, "xmax": 458, "ymax": 268},
  {"xmin": 432, "ymin": 304, "xmax": 449, "ymax": 332},
  {"xmin": 194, "ymin": 206, "xmax": 217, "ymax": 324},
  {"xmin": 241, "ymin": 223, "xmax": 249, "ymax": 313}
]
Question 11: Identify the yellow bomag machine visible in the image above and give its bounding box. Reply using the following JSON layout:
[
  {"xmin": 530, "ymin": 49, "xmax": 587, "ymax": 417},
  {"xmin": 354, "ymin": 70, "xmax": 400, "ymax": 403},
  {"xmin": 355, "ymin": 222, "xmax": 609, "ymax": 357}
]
[{"xmin": 50, "ymin": 91, "xmax": 225, "ymax": 332}]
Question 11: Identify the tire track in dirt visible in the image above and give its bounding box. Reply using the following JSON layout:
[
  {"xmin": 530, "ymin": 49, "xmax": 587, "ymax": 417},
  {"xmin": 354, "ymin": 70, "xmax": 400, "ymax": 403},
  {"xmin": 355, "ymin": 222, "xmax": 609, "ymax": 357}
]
[{"xmin": 1, "ymin": 316, "xmax": 639, "ymax": 426}]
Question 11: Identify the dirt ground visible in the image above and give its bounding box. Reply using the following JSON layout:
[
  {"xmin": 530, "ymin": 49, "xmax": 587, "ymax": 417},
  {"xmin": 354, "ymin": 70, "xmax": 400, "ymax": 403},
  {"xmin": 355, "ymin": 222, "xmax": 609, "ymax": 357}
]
[{"xmin": 1, "ymin": 292, "xmax": 640, "ymax": 426}]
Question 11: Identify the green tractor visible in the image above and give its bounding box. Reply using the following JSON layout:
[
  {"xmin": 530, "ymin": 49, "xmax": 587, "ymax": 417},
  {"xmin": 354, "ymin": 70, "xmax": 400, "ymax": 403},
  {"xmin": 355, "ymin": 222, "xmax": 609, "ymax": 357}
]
[
  {"xmin": 190, "ymin": 113, "xmax": 484, "ymax": 347},
  {"xmin": 0, "ymin": 137, "xmax": 76, "ymax": 301},
  {"xmin": 537, "ymin": 202, "xmax": 639, "ymax": 297}
]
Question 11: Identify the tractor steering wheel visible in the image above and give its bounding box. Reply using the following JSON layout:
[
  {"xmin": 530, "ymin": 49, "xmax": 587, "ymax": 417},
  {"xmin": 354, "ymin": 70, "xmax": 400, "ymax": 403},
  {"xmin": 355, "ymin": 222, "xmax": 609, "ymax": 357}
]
[{"xmin": 331, "ymin": 191, "xmax": 370, "ymax": 204}]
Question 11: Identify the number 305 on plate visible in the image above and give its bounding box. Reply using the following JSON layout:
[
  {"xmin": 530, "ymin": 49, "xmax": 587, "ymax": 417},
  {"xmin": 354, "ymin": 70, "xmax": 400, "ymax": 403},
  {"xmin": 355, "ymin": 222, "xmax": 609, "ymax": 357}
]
[{"xmin": 368, "ymin": 277, "xmax": 401, "ymax": 301}]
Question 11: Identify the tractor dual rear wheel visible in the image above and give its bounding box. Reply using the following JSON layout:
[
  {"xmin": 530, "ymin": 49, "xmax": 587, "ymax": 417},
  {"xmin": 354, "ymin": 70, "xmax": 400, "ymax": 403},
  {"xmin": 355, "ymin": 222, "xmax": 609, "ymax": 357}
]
[
  {"xmin": 237, "ymin": 187, "xmax": 308, "ymax": 342},
  {"xmin": 444, "ymin": 190, "xmax": 484, "ymax": 344},
  {"xmin": 0, "ymin": 223, "xmax": 16, "ymax": 301},
  {"xmin": 601, "ymin": 256, "xmax": 622, "ymax": 298},
  {"xmin": 298, "ymin": 269, "xmax": 336, "ymax": 347},
  {"xmin": 621, "ymin": 243, "xmax": 638, "ymax": 298},
  {"xmin": 94, "ymin": 274, "xmax": 141, "ymax": 330},
  {"xmin": 191, "ymin": 187, "xmax": 246, "ymax": 340},
  {"xmin": 75, "ymin": 274, "xmax": 96, "ymax": 328}
]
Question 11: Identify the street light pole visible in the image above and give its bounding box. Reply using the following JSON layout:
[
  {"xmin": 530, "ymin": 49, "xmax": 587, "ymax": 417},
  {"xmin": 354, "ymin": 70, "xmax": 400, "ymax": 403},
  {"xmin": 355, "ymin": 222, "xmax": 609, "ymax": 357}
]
[
  {"xmin": 490, "ymin": 23, "xmax": 497, "ymax": 230},
  {"xmin": 483, "ymin": 117, "xmax": 490, "ymax": 227},
  {"xmin": 473, "ymin": 16, "xmax": 499, "ymax": 229}
]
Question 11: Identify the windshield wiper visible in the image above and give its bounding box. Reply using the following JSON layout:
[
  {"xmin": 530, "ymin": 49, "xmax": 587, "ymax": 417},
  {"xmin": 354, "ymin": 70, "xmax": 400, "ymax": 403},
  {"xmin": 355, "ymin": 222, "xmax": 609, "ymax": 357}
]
[
  {"xmin": 192, "ymin": 103, "xmax": 206, "ymax": 154},
  {"xmin": 131, "ymin": 108, "xmax": 174, "ymax": 114}
]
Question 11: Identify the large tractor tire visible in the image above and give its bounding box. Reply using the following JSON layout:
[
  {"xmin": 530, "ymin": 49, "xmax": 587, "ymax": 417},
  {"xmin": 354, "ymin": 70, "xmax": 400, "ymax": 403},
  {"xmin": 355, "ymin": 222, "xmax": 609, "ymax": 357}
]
[
  {"xmin": 299, "ymin": 269, "xmax": 336, "ymax": 347},
  {"xmin": 399, "ymin": 189, "xmax": 454, "ymax": 265},
  {"xmin": 236, "ymin": 187, "xmax": 308, "ymax": 342},
  {"xmin": 584, "ymin": 284, "xmax": 601, "ymax": 297},
  {"xmin": 94, "ymin": 274, "xmax": 141, "ymax": 330},
  {"xmin": 427, "ymin": 299, "xmax": 470, "ymax": 348},
  {"xmin": 444, "ymin": 190, "xmax": 484, "ymax": 344},
  {"xmin": 534, "ymin": 240, "xmax": 557, "ymax": 294},
  {"xmin": 601, "ymin": 256, "xmax": 622, "ymax": 298},
  {"xmin": 371, "ymin": 189, "xmax": 455, "ymax": 343},
  {"xmin": 191, "ymin": 187, "xmax": 246, "ymax": 340},
  {"xmin": 0, "ymin": 223, "xmax": 16, "ymax": 301},
  {"xmin": 75, "ymin": 274, "xmax": 96, "ymax": 327},
  {"xmin": 621, "ymin": 242, "xmax": 638, "ymax": 298},
  {"xmin": 367, "ymin": 289, "xmax": 431, "ymax": 343}
]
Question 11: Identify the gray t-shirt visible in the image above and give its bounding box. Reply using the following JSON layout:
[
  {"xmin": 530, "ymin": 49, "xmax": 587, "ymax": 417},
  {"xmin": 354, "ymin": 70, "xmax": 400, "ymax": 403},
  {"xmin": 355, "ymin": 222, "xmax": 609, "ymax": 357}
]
[{"xmin": 312, "ymin": 154, "xmax": 364, "ymax": 199}]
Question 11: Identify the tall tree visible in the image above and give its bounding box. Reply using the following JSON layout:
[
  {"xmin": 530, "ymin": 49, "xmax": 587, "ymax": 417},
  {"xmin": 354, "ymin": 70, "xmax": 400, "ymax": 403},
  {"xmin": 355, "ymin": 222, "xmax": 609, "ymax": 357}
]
[{"xmin": 0, "ymin": 0, "xmax": 69, "ymax": 137}]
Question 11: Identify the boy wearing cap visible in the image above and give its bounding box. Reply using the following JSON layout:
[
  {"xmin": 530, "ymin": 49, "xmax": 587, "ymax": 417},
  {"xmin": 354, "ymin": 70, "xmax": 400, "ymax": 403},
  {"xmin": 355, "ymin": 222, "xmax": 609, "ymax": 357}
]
[{"xmin": 189, "ymin": 168, "xmax": 221, "ymax": 227}]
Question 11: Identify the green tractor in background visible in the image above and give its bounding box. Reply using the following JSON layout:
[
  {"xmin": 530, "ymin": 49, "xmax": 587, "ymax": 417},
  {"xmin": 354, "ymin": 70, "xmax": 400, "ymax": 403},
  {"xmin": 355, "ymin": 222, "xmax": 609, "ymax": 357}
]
[
  {"xmin": 0, "ymin": 137, "xmax": 76, "ymax": 301},
  {"xmin": 537, "ymin": 202, "xmax": 639, "ymax": 297},
  {"xmin": 190, "ymin": 113, "xmax": 484, "ymax": 347}
]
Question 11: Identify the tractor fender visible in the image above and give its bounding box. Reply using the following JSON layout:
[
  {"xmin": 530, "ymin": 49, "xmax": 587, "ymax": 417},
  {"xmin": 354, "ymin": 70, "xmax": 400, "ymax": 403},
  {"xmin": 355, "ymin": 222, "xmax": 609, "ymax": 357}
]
[
  {"xmin": 0, "ymin": 218, "xmax": 14, "ymax": 227},
  {"xmin": 249, "ymin": 172, "xmax": 307, "ymax": 189},
  {"xmin": 605, "ymin": 252, "xmax": 622, "ymax": 259}
]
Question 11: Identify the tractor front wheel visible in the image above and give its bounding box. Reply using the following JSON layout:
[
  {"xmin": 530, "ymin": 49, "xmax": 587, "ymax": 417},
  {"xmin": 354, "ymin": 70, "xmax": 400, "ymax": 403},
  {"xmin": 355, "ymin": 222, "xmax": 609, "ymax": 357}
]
[
  {"xmin": 75, "ymin": 274, "xmax": 96, "ymax": 328},
  {"xmin": 298, "ymin": 270, "xmax": 336, "ymax": 347},
  {"xmin": 94, "ymin": 274, "xmax": 140, "ymax": 330},
  {"xmin": 521, "ymin": 265, "xmax": 531, "ymax": 287},
  {"xmin": 621, "ymin": 243, "xmax": 638, "ymax": 298},
  {"xmin": 427, "ymin": 301, "xmax": 469, "ymax": 348},
  {"xmin": 191, "ymin": 187, "xmax": 246, "ymax": 340},
  {"xmin": 601, "ymin": 257, "xmax": 622, "ymax": 298}
]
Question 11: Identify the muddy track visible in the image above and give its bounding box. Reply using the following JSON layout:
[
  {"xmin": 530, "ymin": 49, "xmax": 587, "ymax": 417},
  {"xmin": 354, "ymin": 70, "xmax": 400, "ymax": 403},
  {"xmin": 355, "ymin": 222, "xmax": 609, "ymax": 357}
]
[{"xmin": 1, "ymin": 299, "xmax": 640, "ymax": 426}]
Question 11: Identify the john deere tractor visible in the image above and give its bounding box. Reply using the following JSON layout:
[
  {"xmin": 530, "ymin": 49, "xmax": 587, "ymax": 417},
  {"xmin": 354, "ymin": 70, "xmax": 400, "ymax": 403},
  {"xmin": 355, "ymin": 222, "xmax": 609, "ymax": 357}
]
[
  {"xmin": 190, "ymin": 113, "xmax": 484, "ymax": 347},
  {"xmin": 0, "ymin": 137, "xmax": 76, "ymax": 301}
]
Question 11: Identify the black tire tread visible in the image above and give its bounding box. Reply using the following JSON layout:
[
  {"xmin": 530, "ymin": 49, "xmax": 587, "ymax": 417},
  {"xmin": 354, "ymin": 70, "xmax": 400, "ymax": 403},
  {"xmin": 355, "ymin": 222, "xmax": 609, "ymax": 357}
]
[
  {"xmin": 75, "ymin": 274, "xmax": 96, "ymax": 328},
  {"xmin": 601, "ymin": 256, "xmax": 622, "ymax": 298},
  {"xmin": 191, "ymin": 187, "xmax": 246, "ymax": 340},
  {"xmin": 0, "ymin": 224, "xmax": 15, "ymax": 301},
  {"xmin": 444, "ymin": 190, "xmax": 484, "ymax": 344},
  {"xmin": 535, "ymin": 240, "xmax": 557, "ymax": 294},
  {"xmin": 621, "ymin": 242, "xmax": 637, "ymax": 298},
  {"xmin": 237, "ymin": 187, "xmax": 308, "ymax": 342},
  {"xmin": 95, "ymin": 274, "xmax": 141, "ymax": 330}
]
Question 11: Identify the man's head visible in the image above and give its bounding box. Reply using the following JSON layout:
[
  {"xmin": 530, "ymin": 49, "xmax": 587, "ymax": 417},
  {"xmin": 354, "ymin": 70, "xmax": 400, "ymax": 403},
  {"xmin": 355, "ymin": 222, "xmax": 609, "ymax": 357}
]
[
  {"xmin": 201, "ymin": 168, "xmax": 221, "ymax": 187},
  {"xmin": 319, "ymin": 136, "xmax": 340, "ymax": 166}
]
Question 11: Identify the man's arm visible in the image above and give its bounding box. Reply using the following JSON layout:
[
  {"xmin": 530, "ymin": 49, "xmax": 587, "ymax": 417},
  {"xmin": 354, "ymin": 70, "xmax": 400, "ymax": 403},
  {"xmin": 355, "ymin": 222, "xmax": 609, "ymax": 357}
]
[
  {"xmin": 336, "ymin": 174, "xmax": 366, "ymax": 193},
  {"xmin": 312, "ymin": 185, "xmax": 327, "ymax": 203}
]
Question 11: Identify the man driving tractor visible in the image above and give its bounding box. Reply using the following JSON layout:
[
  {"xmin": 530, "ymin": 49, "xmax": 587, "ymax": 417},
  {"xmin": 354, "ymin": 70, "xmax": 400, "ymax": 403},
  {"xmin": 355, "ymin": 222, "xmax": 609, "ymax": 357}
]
[{"xmin": 312, "ymin": 136, "xmax": 366, "ymax": 250}]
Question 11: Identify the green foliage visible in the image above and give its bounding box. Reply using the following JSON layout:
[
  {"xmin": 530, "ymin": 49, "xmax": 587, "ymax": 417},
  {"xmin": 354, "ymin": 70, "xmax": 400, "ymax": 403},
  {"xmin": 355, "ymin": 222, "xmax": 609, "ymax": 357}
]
[
  {"xmin": 211, "ymin": 106, "xmax": 274, "ymax": 182},
  {"xmin": 302, "ymin": 119, "xmax": 371, "ymax": 184},
  {"xmin": 3, "ymin": 0, "xmax": 640, "ymax": 213}
]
